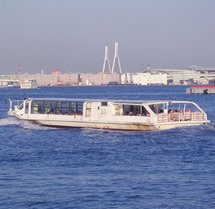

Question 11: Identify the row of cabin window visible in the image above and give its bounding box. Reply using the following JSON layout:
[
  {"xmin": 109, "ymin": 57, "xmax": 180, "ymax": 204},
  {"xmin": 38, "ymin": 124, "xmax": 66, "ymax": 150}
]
[
  {"xmin": 27, "ymin": 101, "xmax": 84, "ymax": 114},
  {"xmin": 114, "ymin": 105, "xmax": 150, "ymax": 116},
  {"xmin": 122, "ymin": 105, "xmax": 150, "ymax": 116}
]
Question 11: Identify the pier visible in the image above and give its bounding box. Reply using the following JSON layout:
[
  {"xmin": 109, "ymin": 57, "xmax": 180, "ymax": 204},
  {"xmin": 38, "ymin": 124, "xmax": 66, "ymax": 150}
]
[{"xmin": 186, "ymin": 86, "xmax": 215, "ymax": 94}]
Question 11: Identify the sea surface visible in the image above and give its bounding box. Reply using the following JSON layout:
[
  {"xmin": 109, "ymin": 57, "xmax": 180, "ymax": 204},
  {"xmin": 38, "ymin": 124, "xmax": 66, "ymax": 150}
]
[{"xmin": 0, "ymin": 86, "xmax": 215, "ymax": 209}]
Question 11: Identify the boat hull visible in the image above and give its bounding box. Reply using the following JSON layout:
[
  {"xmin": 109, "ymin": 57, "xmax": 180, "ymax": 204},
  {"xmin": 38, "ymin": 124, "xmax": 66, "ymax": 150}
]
[
  {"xmin": 32, "ymin": 118, "xmax": 208, "ymax": 131},
  {"xmin": 35, "ymin": 119, "xmax": 157, "ymax": 131}
]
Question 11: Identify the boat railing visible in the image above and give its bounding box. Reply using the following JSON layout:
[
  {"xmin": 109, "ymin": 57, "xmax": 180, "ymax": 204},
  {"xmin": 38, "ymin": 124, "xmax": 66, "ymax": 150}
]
[
  {"xmin": 157, "ymin": 113, "xmax": 170, "ymax": 123},
  {"xmin": 7, "ymin": 99, "xmax": 23, "ymax": 112},
  {"xmin": 157, "ymin": 111, "xmax": 206, "ymax": 123},
  {"xmin": 191, "ymin": 112, "xmax": 205, "ymax": 121}
]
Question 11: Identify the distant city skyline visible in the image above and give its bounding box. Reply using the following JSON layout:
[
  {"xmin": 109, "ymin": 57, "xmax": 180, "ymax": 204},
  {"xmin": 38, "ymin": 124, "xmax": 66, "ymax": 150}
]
[{"xmin": 0, "ymin": 0, "xmax": 215, "ymax": 74}]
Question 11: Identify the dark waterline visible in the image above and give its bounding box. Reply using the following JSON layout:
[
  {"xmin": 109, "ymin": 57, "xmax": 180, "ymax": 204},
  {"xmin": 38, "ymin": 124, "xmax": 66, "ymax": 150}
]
[{"xmin": 0, "ymin": 86, "xmax": 215, "ymax": 209}]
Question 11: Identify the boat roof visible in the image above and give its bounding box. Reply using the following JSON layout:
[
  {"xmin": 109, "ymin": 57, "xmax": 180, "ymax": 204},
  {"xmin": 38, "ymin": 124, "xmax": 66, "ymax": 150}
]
[{"xmin": 25, "ymin": 98, "xmax": 195, "ymax": 105}]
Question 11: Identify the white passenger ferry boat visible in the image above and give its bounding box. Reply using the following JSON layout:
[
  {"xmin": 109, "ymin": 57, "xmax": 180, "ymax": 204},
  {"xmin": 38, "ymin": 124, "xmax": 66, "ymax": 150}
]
[
  {"xmin": 20, "ymin": 80, "xmax": 38, "ymax": 89},
  {"xmin": 7, "ymin": 98, "xmax": 209, "ymax": 131}
]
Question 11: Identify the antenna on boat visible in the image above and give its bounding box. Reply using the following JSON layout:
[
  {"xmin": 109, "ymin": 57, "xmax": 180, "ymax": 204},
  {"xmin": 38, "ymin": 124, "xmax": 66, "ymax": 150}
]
[
  {"xmin": 111, "ymin": 42, "xmax": 122, "ymax": 74},
  {"xmin": 102, "ymin": 46, "xmax": 111, "ymax": 73}
]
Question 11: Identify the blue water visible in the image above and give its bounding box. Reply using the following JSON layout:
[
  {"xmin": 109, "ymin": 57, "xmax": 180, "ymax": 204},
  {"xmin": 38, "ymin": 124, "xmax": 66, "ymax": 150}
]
[{"xmin": 0, "ymin": 86, "xmax": 215, "ymax": 209}]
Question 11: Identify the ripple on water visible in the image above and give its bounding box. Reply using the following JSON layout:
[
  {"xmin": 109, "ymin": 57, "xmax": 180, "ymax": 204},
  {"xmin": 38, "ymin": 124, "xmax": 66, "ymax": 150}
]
[{"xmin": 0, "ymin": 86, "xmax": 215, "ymax": 209}]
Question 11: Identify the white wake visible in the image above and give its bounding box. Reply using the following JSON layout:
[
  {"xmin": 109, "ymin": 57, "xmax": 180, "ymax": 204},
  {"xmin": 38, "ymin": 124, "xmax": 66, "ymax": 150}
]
[
  {"xmin": 0, "ymin": 117, "xmax": 57, "ymax": 130},
  {"xmin": 0, "ymin": 117, "xmax": 21, "ymax": 126}
]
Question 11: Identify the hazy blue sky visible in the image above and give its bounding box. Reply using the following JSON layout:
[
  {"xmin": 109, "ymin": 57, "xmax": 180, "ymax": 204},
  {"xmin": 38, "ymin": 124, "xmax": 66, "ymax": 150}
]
[{"xmin": 0, "ymin": 0, "xmax": 215, "ymax": 74}]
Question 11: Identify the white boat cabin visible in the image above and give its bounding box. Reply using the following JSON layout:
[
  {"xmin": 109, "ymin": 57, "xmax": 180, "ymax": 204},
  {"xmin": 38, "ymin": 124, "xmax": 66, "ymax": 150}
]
[{"xmin": 20, "ymin": 80, "xmax": 38, "ymax": 89}]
